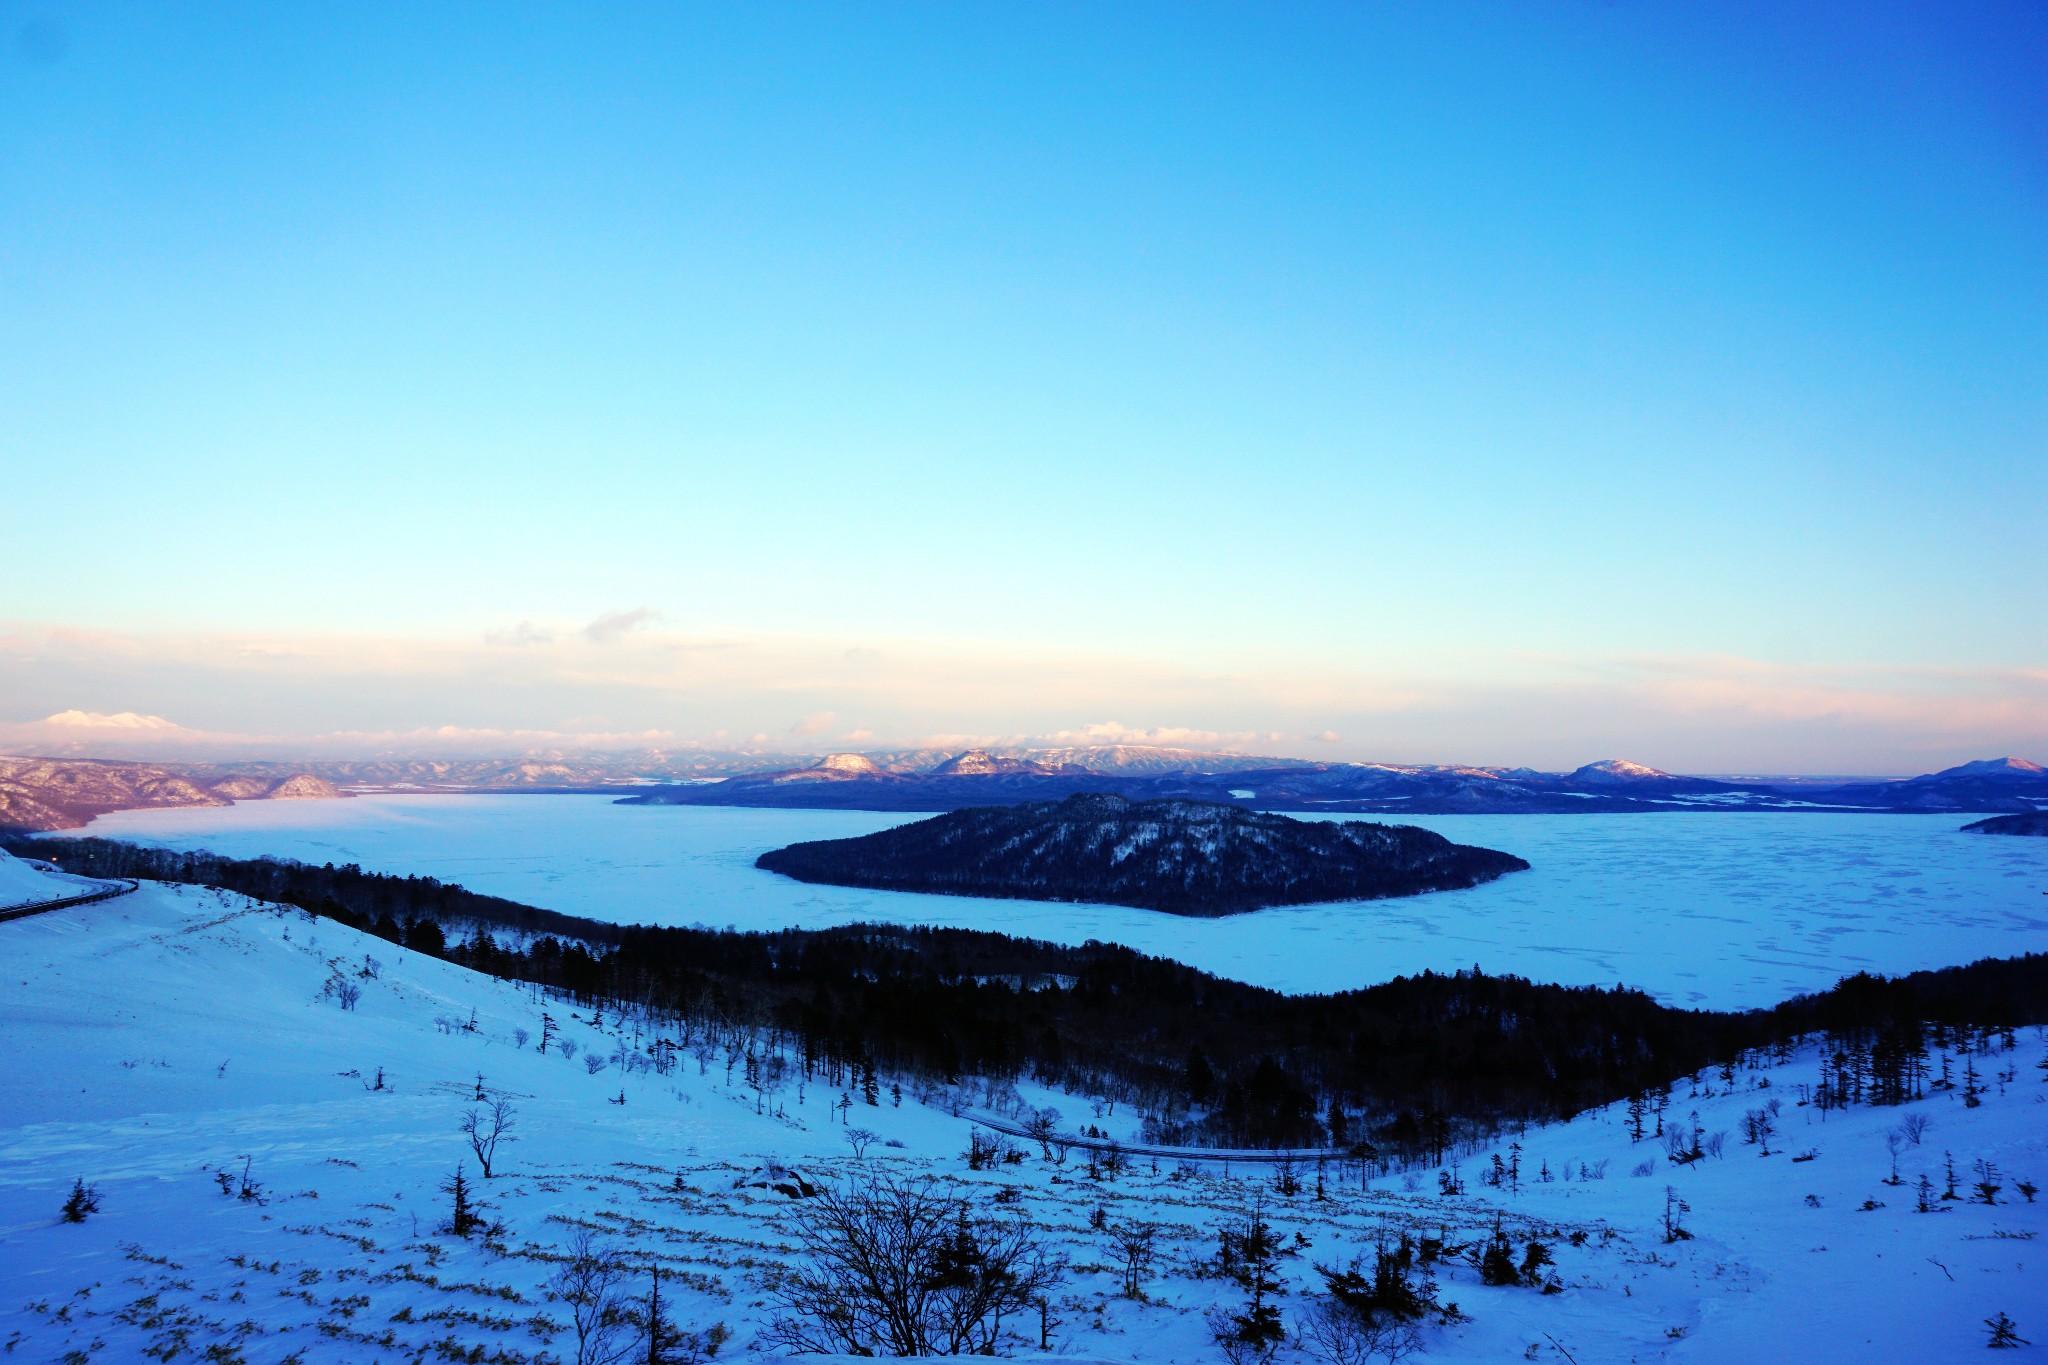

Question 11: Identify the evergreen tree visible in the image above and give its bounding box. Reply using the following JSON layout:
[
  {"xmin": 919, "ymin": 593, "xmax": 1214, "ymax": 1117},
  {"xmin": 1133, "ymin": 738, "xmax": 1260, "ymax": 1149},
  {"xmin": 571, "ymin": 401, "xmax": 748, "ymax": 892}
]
[
  {"xmin": 60, "ymin": 1178, "xmax": 100, "ymax": 1224},
  {"xmin": 442, "ymin": 1165, "xmax": 481, "ymax": 1237},
  {"xmin": 643, "ymin": 1264, "xmax": 682, "ymax": 1364},
  {"xmin": 1186, "ymin": 1046, "xmax": 1216, "ymax": 1105},
  {"xmin": 1479, "ymin": 1221, "xmax": 1519, "ymax": 1285}
]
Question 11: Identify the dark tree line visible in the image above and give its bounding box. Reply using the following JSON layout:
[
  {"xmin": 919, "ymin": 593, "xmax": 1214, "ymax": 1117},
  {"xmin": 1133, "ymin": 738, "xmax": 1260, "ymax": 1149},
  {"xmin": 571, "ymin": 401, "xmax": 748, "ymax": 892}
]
[{"xmin": 14, "ymin": 834, "xmax": 2045, "ymax": 1159}]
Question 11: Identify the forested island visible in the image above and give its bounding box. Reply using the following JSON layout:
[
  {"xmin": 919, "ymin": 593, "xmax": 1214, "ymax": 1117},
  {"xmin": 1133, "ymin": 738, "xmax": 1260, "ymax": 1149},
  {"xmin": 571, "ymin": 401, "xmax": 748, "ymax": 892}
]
[
  {"xmin": 1962, "ymin": 811, "xmax": 2048, "ymax": 836},
  {"xmin": 753, "ymin": 792, "xmax": 1529, "ymax": 915}
]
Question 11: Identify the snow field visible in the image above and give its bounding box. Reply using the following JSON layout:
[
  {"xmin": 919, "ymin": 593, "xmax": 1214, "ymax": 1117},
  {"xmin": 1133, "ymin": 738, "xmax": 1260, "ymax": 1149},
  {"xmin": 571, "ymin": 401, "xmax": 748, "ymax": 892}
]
[{"xmin": 0, "ymin": 884, "xmax": 2041, "ymax": 1362}]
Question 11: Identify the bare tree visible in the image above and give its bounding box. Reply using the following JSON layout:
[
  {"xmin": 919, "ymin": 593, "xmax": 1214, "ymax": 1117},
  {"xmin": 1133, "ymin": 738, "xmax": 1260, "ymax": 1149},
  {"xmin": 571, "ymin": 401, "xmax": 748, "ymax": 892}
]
[
  {"xmin": 844, "ymin": 1127, "xmax": 880, "ymax": 1160},
  {"xmin": 549, "ymin": 1230, "xmax": 642, "ymax": 1365},
  {"xmin": 1024, "ymin": 1109, "xmax": 1060, "ymax": 1160},
  {"xmin": 762, "ymin": 1172, "xmax": 1065, "ymax": 1357},
  {"xmin": 461, "ymin": 1098, "xmax": 518, "ymax": 1179},
  {"xmin": 1899, "ymin": 1112, "xmax": 1933, "ymax": 1146},
  {"xmin": 1662, "ymin": 1185, "xmax": 1693, "ymax": 1243},
  {"xmin": 1108, "ymin": 1221, "xmax": 1158, "ymax": 1298},
  {"xmin": 1295, "ymin": 1296, "xmax": 1423, "ymax": 1365}
]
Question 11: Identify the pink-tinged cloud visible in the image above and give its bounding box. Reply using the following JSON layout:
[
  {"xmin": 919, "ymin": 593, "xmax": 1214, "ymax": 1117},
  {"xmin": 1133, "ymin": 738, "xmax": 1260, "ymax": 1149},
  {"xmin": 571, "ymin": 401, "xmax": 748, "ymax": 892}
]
[{"xmin": 790, "ymin": 711, "xmax": 838, "ymax": 736}]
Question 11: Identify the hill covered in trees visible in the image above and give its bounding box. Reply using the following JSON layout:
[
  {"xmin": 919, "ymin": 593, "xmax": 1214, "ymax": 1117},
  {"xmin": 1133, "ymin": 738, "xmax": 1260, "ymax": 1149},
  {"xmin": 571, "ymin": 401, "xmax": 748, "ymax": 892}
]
[
  {"xmin": 754, "ymin": 794, "xmax": 1529, "ymax": 915},
  {"xmin": 1963, "ymin": 811, "xmax": 2048, "ymax": 836}
]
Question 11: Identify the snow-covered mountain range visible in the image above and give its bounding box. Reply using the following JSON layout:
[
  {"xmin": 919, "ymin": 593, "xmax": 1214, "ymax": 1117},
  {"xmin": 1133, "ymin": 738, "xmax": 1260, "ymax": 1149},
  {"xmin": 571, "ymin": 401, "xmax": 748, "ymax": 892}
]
[
  {"xmin": 3, "ymin": 749, "xmax": 2043, "ymax": 831},
  {"xmin": 627, "ymin": 753, "xmax": 2048, "ymax": 816}
]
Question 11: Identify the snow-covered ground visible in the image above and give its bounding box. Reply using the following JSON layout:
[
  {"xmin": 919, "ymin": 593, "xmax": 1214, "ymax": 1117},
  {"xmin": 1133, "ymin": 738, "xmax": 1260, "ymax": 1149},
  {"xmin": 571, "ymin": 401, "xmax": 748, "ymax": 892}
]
[
  {"xmin": 0, "ymin": 848, "xmax": 74, "ymax": 910},
  {"xmin": 0, "ymin": 884, "xmax": 2042, "ymax": 1362},
  {"xmin": 77, "ymin": 796, "xmax": 2048, "ymax": 1008}
]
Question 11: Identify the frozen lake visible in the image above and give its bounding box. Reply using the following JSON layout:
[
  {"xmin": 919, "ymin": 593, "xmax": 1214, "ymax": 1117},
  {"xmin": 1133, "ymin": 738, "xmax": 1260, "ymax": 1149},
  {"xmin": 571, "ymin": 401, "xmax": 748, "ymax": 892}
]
[{"xmin": 73, "ymin": 795, "xmax": 2048, "ymax": 1010}]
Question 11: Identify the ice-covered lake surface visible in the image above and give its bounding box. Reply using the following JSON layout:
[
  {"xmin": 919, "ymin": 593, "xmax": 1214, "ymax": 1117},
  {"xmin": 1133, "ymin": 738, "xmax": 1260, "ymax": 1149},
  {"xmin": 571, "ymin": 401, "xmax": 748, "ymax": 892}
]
[{"xmin": 75, "ymin": 794, "xmax": 2048, "ymax": 1009}]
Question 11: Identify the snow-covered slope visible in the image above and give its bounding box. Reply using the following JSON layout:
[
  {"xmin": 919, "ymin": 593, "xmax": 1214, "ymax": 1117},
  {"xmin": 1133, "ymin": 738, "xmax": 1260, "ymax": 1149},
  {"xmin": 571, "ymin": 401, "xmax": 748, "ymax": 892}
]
[
  {"xmin": 0, "ymin": 848, "xmax": 72, "ymax": 909},
  {"xmin": 1, "ymin": 885, "xmax": 2041, "ymax": 1362}
]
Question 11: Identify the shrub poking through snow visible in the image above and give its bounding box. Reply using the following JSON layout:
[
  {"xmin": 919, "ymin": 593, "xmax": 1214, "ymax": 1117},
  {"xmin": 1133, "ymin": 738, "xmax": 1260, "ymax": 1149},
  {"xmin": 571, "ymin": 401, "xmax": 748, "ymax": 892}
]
[
  {"xmin": 1297, "ymin": 1293, "xmax": 1424, "ymax": 1365},
  {"xmin": 1985, "ymin": 1311, "xmax": 2027, "ymax": 1349},
  {"xmin": 1209, "ymin": 1195, "xmax": 1288, "ymax": 1365},
  {"xmin": 1306, "ymin": 1233, "xmax": 1455, "ymax": 1362},
  {"xmin": 548, "ymin": 1229, "xmax": 639, "ymax": 1365},
  {"xmin": 1661, "ymin": 1186, "xmax": 1692, "ymax": 1243},
  {"xmin": 60, "ymin": 1178, "xmax": 100, "ymax": 1224},
  {"xmin": 761, "ymin": 1171, "xmax": 1065, "ymax": 1357}
]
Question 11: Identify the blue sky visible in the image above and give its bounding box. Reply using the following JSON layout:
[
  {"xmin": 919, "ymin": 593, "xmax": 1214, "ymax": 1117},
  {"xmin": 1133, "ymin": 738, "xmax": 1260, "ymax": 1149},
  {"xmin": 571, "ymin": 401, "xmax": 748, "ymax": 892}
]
[{"xmin": 1, "ymin": 2, "xmax": 2042, "ymax": 769}]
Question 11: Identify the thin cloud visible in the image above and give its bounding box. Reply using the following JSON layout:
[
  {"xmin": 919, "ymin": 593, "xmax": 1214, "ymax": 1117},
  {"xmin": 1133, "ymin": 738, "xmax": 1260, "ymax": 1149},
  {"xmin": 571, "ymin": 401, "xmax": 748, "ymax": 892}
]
[
  {"xmin": 790, "ymin": 711, "xmax": 838, "ymax": 736},
  {"xmin": 485, "ymin": 620, "xmax": 556, "ymax": 648},
  {"xmin": 582, "ymin": 608, "xmax": 661, "ymax": 644}
]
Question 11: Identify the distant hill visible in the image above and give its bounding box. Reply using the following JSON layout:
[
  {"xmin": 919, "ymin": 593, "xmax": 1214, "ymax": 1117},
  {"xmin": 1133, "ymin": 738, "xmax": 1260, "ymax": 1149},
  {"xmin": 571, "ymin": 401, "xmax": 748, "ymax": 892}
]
[
  {"xmin": 7, "ymin": 742, "xmax": 2043, "ymax": 827},
  {"xmin": 626, "ymin": 751, "xmax": 2048, "ymax": 816},
  {"xmin": 1962, "ymin": 811, "xmax": 2048, "ymax": 837},
  {"xmin": 624, "ymin": 752, "xmax": 1760, "ymax": 815},
  {"xmin": 1814, "ymin": 757, "xmax": 2048, "ymax": 813},
  {"xmin": 754, "ymin": 792, "xmax": 1529, "ymax": 915},
  {"xmin": 0, "ymin": 757, "xmax": 351, "ymax": 831}
]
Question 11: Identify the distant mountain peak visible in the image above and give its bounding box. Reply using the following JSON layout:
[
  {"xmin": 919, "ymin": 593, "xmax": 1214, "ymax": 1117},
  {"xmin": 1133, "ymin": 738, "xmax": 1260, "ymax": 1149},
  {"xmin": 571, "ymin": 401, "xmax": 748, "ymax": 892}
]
[
  {"xmin": 1572, "ymin": 758, "xmax": 1672, "ymax": 783},
  {"xmin": 1930, "ymin": 757, "xmax": 2045, "ymax": 780},
  {"xmin": 806, "ymin": 753, "xmax": 887, "ymax": 777},
  {"xmin": 928, "ymin": 749, "xmax": 1066, "ymax": 777}
]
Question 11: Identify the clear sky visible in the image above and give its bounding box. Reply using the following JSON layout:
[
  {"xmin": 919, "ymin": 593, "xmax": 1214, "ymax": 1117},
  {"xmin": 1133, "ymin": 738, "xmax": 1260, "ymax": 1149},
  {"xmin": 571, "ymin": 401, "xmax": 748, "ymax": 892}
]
[{"xmin": 2, "ymin": 2, "xmax": 2042, "ymax": 771}]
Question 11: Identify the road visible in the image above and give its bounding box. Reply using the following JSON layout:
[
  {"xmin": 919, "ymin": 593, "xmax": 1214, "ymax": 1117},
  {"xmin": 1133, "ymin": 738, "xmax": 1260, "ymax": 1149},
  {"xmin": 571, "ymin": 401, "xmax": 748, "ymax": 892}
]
[{"xmin": 0, "ymin": 876, "xmax": 140, "ymax": 924}]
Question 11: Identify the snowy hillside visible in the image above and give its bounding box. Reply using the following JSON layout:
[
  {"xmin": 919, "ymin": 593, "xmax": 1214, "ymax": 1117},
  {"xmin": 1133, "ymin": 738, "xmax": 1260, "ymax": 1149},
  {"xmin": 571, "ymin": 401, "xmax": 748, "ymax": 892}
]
[
  {"xmin": 1, "ymin": 884, "xmax": 2042, "ymax": 1362},
  {"xmin": 0, "ymin": 848, "xmax": 75, "ymax": 909}
]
